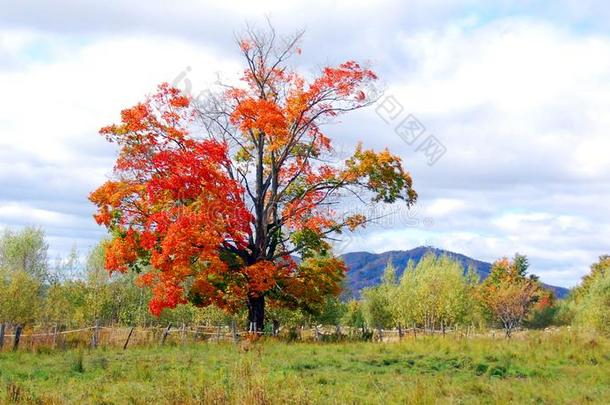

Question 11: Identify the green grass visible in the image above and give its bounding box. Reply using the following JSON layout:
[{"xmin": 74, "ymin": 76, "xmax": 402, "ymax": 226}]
[{"xmin": 0, "ymin": 329, "xmax": 608, "ymax": 404}]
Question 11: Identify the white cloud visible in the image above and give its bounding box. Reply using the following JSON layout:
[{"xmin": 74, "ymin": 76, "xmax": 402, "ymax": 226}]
[
  {"xmin": 0, "ymin": 30, "xmax": 242, "ymax": 263},
  {"xmin": 340, "ymin": 17, "xmax": 610, "ymax": 286},
  {"xmin": 0, "ymin": 202, "xmax": 70, "ymax": 225},
  {"xmin": 424, "ymin": 198, "xmax": 466, "ymax": 217},
  {"xmin": 2, "ymin": 2, "xmax": 610, "ymax": 287}
]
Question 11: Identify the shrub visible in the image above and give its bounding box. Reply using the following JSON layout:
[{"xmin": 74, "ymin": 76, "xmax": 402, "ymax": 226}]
[{"xmin": 575, "ymin": 271, "xmax": 610, "ymax": 336}]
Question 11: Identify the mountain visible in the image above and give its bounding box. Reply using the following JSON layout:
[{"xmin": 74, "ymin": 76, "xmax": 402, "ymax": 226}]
[{"xmin": 340, "ymin": 246, "xmax": 570, "ymax": 299}]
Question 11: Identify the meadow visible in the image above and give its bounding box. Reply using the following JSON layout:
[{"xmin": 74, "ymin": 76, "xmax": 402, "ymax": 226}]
[{"xmin": 0, "ymin": 329, "xmax": 608, "ymax": 404}]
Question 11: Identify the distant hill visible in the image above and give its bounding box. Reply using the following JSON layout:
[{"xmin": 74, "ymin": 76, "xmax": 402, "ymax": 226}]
[{"xmin": 341, "ymin": 246, "xmax": 570, "ymax": 299}]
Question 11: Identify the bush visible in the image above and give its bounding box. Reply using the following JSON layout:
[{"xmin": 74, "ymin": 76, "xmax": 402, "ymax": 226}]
[
  {"xmin": 575, "ymin": 271, "xmax": 610, "ymax": 335},
  {"xmin": 553, "ymin": 299, "xmax": 577, "ymax": 326},
  {"xmin": 70, "ymin": 350, "xmax": 85, "ymax": 373},
  {"xmin": 526, "ymin": 306, "xmax": 559, "ymax": 329}
]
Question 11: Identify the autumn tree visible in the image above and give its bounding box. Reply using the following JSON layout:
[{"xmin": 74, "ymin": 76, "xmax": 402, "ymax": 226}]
[
  {"xmin": 90, "ymin": 26, "xmax": 416, "ymax": 331},
  {"xmin": 525, "ymin": 286, "xmax": 557, "ymax": 329},
  {"xmin": 478, "ymin": 255, "xmax": 540, "ymax": 337}
]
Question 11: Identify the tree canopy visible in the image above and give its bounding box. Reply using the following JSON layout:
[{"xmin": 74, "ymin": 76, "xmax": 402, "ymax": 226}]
[{"xmin": 90, "ymin": 26, "xmax": 417, "ymax": 328}]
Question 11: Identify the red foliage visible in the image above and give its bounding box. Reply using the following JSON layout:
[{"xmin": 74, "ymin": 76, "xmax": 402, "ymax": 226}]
[
  {"xmin": 91, "ymin": 34, "xmax": 416, "ymax": 320},
  {"xmin": 90, "ymin": 84, "xmax": 253, "ymax": 315}
]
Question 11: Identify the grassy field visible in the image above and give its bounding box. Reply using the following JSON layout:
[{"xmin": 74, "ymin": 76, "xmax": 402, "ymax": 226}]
[{"xmin": 0, "ymin": 329, "xmax": 608, "ymax": 404}]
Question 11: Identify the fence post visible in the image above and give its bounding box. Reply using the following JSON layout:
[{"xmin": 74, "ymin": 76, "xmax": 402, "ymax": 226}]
[
  {"xmin": 413, "ymin": 322, "xmax": 417, "ymax": 339},
  {"xmin": 0, "ymin": 323, "xmax": 5, "ymax": 350},
  {"xmin": 123, "ymin": 326, "xmax": 135, "ymax": 350},
  {"xmin": 91, "ymin": 320, "xmax": 100, "ymax": 349},
  {"xmin": 181, "ymin": 323, "xmax": 186, "ymax": 342},
  {"xmin": 59, "ymin": 325, "xmax": 67, "ymax": 351},
  {"xmin": 398, "ymin": 323, "xmax": 403, "ymax": 341},
  {"xmin": 231, "ymin": 320, "xmax": 238, "ymax": 343},
  {"xmin": 335, "ymin": 324, "xmax": 341, "ymax": 339},
  {"xmin": 273, "ymin": 320, "xmax": 280, "ymax": 337},
  {"xmin": 161, "ymin": 323, "xmax": 172, "ymax": 346},
  {"xmin": 52, "ymin": 324, "xmax": 58, "ymax": 348},
  {"xmin": 214, "ymin": 324, "xmax": 220, "ymax": 342},
  {"xmin": 13, "ymin": 325, "xmax": 22, "ymax": 351}
]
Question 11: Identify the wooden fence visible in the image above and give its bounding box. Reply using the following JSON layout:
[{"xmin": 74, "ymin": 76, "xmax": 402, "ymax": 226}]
[{"xmin": 0, "ymin": 323, "xmax": 477, "ymax": 352}]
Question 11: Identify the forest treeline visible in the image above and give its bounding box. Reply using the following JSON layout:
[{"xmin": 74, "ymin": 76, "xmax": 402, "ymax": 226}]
[{"xmin": 0, "ymin": 227, "xmax": 608, "ymax": 337}]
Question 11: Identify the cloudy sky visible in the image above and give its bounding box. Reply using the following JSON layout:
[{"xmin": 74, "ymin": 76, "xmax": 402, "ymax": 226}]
[{"xmin": 1, "ymin": 0, "xmax": 609, "ymax": 287}]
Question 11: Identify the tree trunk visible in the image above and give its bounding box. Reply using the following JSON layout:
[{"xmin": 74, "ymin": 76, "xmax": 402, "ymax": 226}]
[
  {"xmin": 0, "ymin": 323, "xmax": 5, "ymax": 349},
  {"xmin": 273, "ymin": 320, "xmax": 280, "ymax": 337},
  {"xmin": 13, "ymin": 325, "xmax": 22, "ymax": 351},
  {"xmin": 503, "ymin": 320, "xmax": 512, "ymax": 339},
  {"xmin": 247, "ymin": 295, "xmax": 265, "ymax": 332}
]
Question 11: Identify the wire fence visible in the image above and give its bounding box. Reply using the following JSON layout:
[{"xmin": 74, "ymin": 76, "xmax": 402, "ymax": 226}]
[{"xmin": 0, "ymin": 322, "xmax": 481, "ymax": 352}]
